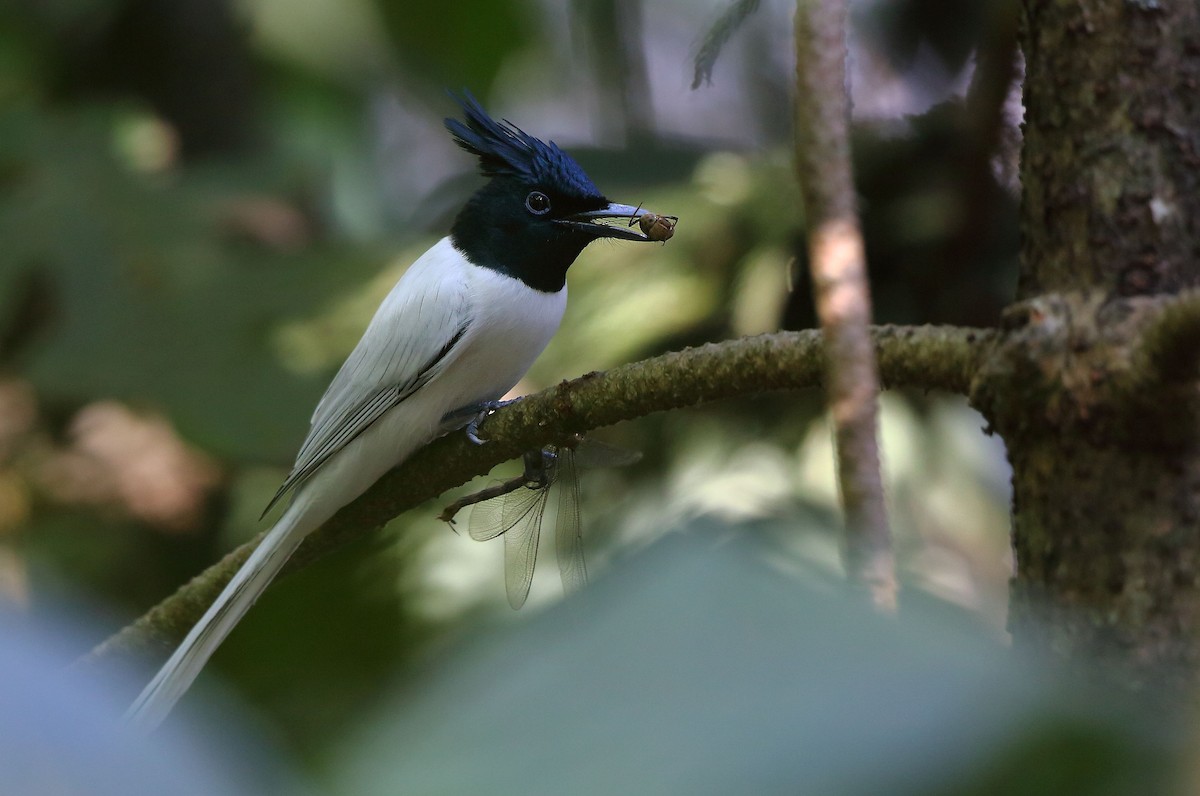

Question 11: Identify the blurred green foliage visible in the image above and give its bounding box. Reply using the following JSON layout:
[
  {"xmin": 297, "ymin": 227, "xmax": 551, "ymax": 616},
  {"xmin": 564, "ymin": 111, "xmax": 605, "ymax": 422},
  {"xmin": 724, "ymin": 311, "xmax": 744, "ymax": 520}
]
[
  {"xmin": 1, "ymin": 529, "xmax": 1181, "ymax": 794},
  {"xmin": 0, "ymin": 1, "xmax": 1133, "ymax": 792},
  {"xmin": 333, "ymin": 528, "xmax": 1179, "ymax": 796},
  {"xmin": 0, "ymin": 105, "xmax": 384, "ymax": 460}
]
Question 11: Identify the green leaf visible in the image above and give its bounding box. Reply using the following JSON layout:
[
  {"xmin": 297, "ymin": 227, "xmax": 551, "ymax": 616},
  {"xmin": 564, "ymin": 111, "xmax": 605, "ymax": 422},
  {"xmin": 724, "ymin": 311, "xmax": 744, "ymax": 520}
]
[
  {"xmin": 334, "ymin": 523, "xmax": 1174, "ymax": 795},
  {"xmin": 0, "ymin": 106, "xmax": 382, "ymax": 462},
  {"xmin": 372, "ymin": 0, "xmax": 536, "ymax": 94}
]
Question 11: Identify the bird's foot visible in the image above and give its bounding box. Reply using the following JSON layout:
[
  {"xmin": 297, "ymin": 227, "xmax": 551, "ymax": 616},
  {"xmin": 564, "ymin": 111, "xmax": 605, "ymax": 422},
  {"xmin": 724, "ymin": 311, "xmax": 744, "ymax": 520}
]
[{"xmin": 443, "ymin": 398, "xmax": 521, "ymax": 445}]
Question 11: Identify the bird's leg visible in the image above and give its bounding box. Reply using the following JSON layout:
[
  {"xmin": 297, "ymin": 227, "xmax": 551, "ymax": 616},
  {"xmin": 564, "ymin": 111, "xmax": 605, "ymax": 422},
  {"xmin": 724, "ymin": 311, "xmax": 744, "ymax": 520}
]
[
  {"xmin": 462, "ymin": 399, "xmax": 515, "ymax": 444},
  {"xmin": 442, "ymin": 398, "xmax": 521, "ymax": 445}
]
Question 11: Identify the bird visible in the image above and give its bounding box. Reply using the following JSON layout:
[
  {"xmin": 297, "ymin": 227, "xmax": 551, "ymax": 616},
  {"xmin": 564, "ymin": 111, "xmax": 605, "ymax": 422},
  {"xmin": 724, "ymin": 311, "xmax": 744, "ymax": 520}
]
[{"xmin": 125, "ymin": 92, "xmax": 666, "ymax": 730}]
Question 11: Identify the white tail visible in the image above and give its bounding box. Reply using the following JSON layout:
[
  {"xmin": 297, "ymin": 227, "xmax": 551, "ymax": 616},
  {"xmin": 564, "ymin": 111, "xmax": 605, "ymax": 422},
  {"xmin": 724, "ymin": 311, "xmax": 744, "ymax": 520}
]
[{"xmin": 124, "ymin": 500, "xmax": 315, "ymax": 731}]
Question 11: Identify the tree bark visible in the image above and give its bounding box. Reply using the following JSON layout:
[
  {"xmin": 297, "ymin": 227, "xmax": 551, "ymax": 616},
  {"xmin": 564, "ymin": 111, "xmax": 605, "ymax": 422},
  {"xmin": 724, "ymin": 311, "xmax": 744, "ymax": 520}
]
[
  {"xmin": 979, "ymin": 0, "xmax": 1200, "ymax": 690},
  {"xmin": 1018, "ymin": 0, "xmax": 1200, "ymax": 297}
]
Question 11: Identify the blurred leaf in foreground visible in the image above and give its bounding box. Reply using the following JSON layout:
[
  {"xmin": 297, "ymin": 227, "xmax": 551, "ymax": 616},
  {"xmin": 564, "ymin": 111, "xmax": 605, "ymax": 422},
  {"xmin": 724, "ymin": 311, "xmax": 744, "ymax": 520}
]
[{"xmin": 334, "ymin": 520, "xmax": 1172, "ymax": 795}]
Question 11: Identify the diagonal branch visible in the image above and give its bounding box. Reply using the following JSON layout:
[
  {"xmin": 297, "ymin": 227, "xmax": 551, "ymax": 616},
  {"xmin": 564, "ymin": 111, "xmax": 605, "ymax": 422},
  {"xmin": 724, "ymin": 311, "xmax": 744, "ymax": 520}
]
[
  {"xmin": 793, "ymin": 0, "xmax": 893, "ymax": 608},
  {"xmin": 84, "ymin": 325, "xmax": 993, "ymax": 669}
]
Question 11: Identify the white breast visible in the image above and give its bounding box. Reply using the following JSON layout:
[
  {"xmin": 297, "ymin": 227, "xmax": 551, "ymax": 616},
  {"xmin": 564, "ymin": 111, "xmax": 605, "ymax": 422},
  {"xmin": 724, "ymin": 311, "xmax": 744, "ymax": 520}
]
[{"xmin": 445, "ymin": 259, "xmax": 568, "ymax": 411}]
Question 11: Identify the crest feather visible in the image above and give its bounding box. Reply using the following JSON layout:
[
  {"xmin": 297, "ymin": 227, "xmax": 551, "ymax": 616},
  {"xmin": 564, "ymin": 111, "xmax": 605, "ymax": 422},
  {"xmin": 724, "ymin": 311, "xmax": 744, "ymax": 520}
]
[
  {"xmin": 444, "ymin": 91, "xmax": 599, "ymax": 198},
  {"xmin": 444, "ymin": 91, "xmax": 549, "ymax": 179}
]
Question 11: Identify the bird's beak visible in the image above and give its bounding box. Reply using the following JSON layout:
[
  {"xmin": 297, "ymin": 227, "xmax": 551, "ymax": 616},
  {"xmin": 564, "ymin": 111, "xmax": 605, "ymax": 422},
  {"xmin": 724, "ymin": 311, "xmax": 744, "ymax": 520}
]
[{"xmin": 557, "ymin": 203, "xmax": 656, "ymax": 242}]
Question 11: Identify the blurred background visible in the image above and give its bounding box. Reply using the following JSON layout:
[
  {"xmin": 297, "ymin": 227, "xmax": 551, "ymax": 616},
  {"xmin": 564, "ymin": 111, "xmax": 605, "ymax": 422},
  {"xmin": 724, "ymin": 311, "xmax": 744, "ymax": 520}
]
[{"xmin": 0, "ymin": 0, "xmax": 1055, "ymax": 788}]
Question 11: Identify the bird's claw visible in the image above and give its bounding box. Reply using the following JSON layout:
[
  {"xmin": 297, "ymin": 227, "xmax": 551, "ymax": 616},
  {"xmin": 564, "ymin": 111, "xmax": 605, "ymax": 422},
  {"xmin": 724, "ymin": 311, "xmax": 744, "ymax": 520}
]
[
  {"xmin": 446, "ymin": 398, "xmax": 520, "ymax": 446},
  {"xmin": 466, "ymin": 412, "xmax": 490, "ymax": 445}
]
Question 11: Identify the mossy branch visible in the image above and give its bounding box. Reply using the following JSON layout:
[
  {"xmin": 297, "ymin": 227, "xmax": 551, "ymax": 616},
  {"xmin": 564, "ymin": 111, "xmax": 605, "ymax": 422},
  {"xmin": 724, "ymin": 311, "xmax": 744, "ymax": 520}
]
[{"xmin": 84, "ymin": 325, "xmax": 993, "ymax": 669}]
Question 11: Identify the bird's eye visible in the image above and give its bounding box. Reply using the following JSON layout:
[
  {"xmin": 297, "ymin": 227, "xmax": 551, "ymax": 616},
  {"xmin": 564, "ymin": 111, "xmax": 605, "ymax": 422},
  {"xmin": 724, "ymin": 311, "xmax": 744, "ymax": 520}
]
[{"xmin": 525, "ymin": 191, "xmax": 551, "ymax": 215}]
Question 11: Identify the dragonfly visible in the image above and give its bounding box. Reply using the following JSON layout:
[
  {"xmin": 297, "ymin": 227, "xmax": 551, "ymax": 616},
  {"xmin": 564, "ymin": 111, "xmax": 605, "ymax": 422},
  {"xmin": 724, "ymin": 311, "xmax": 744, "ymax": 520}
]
[{"xmin": 440, "ymin": 438, "xmax": 641, "ymax": 609}]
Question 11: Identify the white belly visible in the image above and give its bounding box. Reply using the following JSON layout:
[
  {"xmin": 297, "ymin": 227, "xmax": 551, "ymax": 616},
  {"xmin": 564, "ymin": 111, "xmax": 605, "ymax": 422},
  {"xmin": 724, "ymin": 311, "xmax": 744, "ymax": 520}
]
[{"xmin": 292, "ymin": 254, "xmax": 567, "ymax": 526}]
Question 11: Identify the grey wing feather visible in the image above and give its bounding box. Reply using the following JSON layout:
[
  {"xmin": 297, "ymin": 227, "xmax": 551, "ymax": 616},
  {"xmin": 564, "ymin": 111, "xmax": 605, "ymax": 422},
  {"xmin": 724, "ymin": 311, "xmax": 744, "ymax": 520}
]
[
  {"xmin": 261, "ymin": 386, "xmax": 403, "ymax": 517},
  {"xmin": 262, "ymin": 270, "xmax": 471, "ymax": 517}
]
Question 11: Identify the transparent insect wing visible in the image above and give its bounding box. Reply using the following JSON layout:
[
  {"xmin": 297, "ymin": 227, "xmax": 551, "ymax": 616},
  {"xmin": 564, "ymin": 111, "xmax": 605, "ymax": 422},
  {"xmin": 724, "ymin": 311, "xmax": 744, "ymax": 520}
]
[
  {"xmin": 572, "ymin": 439, "xmax": 643, "ymax": 469},
  {"xmin": 501, "ymin": 479, "xmax": 552, "ymax": 609},
  {"xmin": 467, "ymin": 482, "xmax": 523, "ymax": 541},
  {"xmin": 457, "ymin": 441, "xmax": 639, "ymax": 608},
  {"xmin": 554, "ymin": 447, "xmax": 587, "ymax": 594}
]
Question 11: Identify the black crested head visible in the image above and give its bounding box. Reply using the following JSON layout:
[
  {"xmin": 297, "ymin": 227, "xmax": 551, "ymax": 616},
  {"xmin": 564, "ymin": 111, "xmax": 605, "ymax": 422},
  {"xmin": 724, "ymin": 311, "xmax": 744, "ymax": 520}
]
[
  {"xmin": 445, "ymin": 92, "xmax": 653, "ymax": 293},
  {"xmin": 445, "ymin": 92, "xmax": 602, "ymax": 195}
]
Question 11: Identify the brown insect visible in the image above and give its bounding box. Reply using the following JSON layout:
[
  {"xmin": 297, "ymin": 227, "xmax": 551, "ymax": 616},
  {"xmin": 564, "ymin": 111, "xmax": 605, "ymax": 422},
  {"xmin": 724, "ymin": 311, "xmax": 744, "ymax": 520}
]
[
  {"xmin": 627, "ymin": 205, "xmax": 678, "ymax": 242},
  {"xmin": 639, "ymin": 213, "xmax": 677, "ymax": 242}
]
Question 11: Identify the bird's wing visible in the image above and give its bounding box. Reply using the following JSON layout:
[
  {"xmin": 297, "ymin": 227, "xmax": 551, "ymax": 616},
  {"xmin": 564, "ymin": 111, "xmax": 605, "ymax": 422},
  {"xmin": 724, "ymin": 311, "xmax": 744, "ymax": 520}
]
[{"xmin": 263, "ymin": 263, "xmax": 471, "ymax": 516}]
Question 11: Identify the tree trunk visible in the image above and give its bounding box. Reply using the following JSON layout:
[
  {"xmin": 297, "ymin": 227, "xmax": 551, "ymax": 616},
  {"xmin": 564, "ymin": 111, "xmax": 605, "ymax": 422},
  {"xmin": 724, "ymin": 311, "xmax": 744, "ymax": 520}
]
[{"xmin": 976, "ymin": 0, "xmax": 1200, "ymax": 689}]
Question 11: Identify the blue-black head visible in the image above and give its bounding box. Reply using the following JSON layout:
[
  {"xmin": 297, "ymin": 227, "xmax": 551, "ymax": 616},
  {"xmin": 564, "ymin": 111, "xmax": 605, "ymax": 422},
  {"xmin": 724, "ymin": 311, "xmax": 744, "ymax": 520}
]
[{"xmin": 446, "ymin": 92, "xmax": 656, "ymax": 293}]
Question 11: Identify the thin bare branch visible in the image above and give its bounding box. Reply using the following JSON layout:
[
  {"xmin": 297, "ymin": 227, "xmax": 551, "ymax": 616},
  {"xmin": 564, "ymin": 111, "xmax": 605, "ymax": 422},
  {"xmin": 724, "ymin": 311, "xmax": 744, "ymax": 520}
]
[
  {"xmin": 793, "ymin": 0, "xmax": 894, "ymax": 609},
  {"xmin": 692, "ymin": 0, "xmax": 763, "ymax": 89},
  {"xmin": 84, "ymin": 326, "xmax": 991, "ymax": 670}
]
